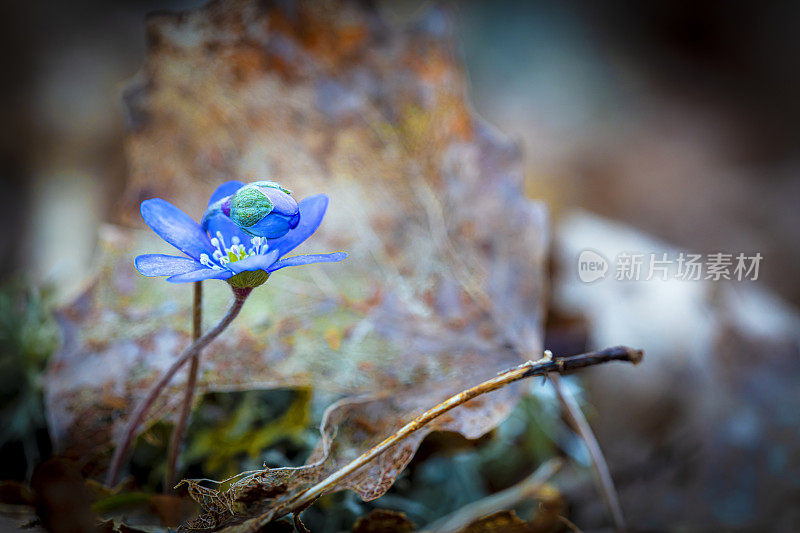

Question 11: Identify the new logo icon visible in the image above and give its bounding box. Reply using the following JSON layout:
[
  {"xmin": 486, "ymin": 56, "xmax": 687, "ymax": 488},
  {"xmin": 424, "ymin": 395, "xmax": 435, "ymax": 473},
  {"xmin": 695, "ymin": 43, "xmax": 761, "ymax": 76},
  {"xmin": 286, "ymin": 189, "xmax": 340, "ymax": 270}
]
[{"xmin": 577, "ymin": 250, "xmax": 608, "ymax": 283}]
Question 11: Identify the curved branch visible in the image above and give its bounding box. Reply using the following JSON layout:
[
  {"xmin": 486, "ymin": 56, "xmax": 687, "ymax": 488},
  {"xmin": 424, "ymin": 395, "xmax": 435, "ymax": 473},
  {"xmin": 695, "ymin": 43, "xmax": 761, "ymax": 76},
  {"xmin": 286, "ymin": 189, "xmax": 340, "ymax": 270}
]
[{"xmin": 236, "ymin": 346, "xmax": 643, "ymax": 530}]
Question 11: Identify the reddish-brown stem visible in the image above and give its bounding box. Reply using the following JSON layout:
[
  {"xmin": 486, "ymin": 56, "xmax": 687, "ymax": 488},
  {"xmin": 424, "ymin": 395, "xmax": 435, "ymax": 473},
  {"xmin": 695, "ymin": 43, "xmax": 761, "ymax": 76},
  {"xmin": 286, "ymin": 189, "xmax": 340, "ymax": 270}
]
[
  {"xmin": 165, "ymin": 281, "xmax": 203, "ymax": 490},
  {"xmin": 106, "ymin": 287, "xmax": 250, "ymax": 487}
]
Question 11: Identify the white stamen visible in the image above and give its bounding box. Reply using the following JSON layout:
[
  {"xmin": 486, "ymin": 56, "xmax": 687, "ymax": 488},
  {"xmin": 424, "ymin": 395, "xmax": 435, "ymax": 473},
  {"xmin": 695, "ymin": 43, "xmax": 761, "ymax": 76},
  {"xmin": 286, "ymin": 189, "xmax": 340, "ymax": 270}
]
[
  {"xmin": 249, "ymin": 236, "xmax": 267, "ymax": 255},
  {"xmin": 199, "ymin": 253, "xmax": 223, "ymax": 270},
  {"xmin": 204, "ymin": 230, "xmax": 268, "ymax": 271},
  {"xmin": 215, "ymin": 231, "xmax": 227, "ymax": 252}
]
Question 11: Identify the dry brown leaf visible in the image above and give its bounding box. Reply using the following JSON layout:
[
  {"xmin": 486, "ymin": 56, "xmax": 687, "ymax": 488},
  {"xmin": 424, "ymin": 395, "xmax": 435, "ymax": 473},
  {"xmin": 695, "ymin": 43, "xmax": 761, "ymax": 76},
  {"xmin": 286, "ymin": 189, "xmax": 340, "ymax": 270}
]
[{"xmin": 43, "ymin": 0, "xmax": 548, "ymax": 526}]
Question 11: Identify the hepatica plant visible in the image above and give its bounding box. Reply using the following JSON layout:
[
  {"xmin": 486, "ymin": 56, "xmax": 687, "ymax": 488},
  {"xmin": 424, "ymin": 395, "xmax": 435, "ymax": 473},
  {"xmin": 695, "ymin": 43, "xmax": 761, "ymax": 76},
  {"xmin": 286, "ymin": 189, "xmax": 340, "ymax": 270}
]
[
  {"xmin": 134, "ymin": 180, "xmax": 347, "ymax": 290},
  {"xmin": 107, "ymin": 180, "xmax": 346, "ymax": 487}
]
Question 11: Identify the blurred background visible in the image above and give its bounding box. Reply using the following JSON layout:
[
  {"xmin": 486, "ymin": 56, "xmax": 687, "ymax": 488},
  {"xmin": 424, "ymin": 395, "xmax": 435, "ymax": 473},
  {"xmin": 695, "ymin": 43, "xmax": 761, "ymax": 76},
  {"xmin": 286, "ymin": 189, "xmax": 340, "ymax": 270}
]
[
  {"xmin": 2, "ymin": 0, "xmax": 799, "ymax": 302},
  {"xmin": 1, "ymin": 0, "xmax": 798, "ymax": 531}
]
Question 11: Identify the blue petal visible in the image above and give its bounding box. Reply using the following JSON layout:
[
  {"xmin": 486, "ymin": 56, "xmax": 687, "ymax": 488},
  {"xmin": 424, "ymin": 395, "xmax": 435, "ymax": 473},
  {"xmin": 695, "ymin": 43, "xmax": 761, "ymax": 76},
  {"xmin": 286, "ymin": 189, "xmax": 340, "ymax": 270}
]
[
  {"xmin": 267, "ymin": 194, "xmax": 329, "ymax": 258},
  {"xmin": 267, "ymin": 252, "xmax": 348, "ymax": 272},
  {"xmin": 227, "ymin": 250, "xmax": 281, "ymax": 274},
  {"xmin": 244, "ymin": 212, "xmax": 299, "ymax": 239},
  {"xmin": 141, "ymin": 199, "xmax": 213, "ymax": 260},
  {"xmin": 257, "ymin": 186, "xmax": 298, "ymax": 218},
  {"xmin": 166, "ymin": 268, "xmax": 233, "ymax": 283},
  {"xmin": 205, "ymin": 211, "xmax": 252, "ymax": 249},
  {"xmin": 208, "ymin": 180, "xmax": 245, "ymax": 207},
  {"xmin": 134, "ymin": 254, "xmax": 201, "ymax": 277}
]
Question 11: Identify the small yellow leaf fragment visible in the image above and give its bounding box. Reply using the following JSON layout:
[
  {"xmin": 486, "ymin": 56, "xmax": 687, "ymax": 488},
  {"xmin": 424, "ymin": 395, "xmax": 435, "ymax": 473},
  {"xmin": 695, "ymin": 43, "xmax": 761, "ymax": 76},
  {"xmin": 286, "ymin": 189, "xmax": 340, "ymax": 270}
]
[{"xmin": 324, "ymin": 327, "xmax": 342, "ymax": 351}]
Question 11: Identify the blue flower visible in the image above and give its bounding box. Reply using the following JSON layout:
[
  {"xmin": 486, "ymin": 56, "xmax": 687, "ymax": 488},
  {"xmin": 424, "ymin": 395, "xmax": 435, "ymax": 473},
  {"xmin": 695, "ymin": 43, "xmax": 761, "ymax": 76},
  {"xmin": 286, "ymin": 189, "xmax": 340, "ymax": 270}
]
[{"xmin": 134, "ymin": 180, "xmax": 347, "ymax": 288}]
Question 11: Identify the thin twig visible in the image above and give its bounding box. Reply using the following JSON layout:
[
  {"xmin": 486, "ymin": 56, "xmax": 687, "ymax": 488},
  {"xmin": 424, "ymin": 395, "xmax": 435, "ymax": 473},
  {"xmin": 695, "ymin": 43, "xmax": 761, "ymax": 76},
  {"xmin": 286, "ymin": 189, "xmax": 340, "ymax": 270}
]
[
  {"xmin": 242, "ymin": 346, "xmax": 642, "ymax": 529},
  {"xmin": 291, "ymin": 498, "xmax": 316, "ymax": 533},
  {"xmin": 424, "ymin": 458, "xmax": 563, "ymax": 533},
  {"xmin": 165, "ymin": 281, "xmax": 204, "ymax": 490},
  {"xmin": 559, "ymin": 515, "xmax": 584, "ymax": 533},
  {"xmin": 550, "ymin": 374, "xmax": 626, "ymax": 532},
  {"xmin": 106, "ymin": 287, "xmax": 251, "ymax": 487}
]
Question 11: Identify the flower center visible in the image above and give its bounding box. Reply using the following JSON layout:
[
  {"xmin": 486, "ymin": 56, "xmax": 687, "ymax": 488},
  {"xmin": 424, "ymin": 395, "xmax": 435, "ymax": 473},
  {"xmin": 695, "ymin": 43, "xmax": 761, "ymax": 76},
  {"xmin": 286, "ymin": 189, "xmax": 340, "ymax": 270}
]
[{"xmin": 199, "ymin": 231, "xmax": 268, "ymax": 270}]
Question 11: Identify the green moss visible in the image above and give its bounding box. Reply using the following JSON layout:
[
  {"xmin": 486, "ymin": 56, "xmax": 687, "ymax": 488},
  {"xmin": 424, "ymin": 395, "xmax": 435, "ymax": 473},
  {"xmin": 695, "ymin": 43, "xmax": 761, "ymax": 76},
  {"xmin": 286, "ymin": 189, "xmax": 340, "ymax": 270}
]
[
  {"xmin": 0, "ymin": 281, "xmax": 59, "ymax": 477},
  {"xmin": 183, "ymin": 389, "xmax": 312, "ymax": 478}
]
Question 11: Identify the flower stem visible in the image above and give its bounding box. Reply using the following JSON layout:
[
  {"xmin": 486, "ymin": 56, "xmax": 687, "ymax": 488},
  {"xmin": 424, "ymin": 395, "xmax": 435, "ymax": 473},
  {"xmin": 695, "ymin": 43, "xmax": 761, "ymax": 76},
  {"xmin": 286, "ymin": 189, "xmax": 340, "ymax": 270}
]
[
  {"xmin": 106, "ymin": 287, "xmax": 250, "ymax": 487},
  {"xmin": 165, "ymin": 281, "xmax": 203, "ymax": 490}
]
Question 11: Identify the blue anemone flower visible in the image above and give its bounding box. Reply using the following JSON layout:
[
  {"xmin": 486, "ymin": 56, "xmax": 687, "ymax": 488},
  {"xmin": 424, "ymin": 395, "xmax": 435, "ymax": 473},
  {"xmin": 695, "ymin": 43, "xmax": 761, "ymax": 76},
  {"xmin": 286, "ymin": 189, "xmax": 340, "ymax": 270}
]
[{"xmin": 134, "ymin": 180, "xmax": 347, "ymax": 288}]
